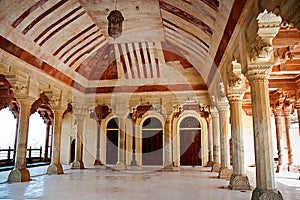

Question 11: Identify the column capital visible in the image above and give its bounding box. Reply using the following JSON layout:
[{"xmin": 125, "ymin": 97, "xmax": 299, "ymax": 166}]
[
  {"xmin": 246, "ymin": 10, "xmax": 281, "ymax": 82},
  {"xmin": 52, "ymin": 108, "xmax": 65, "ymax": 116},
  {"xmin": 294, "ymin": 100, "xmax": 300, "ymax": 109},
  {"xmin": 210, "ymin": 107, "xmax": 219, "ymax": 118},
  {"xmin": 283, "ymin": 99, "xmax": 293, "ymax": 116},
  {"xmin": 216, "ymin": 100, "xmax": 229, "ymax": 112},
  {"xmin": 245, "ymin": 64, "xmax": 272, "ymax": 81},
  {"xmin": 227, "ymin": 60, "xmax": 246, "ymax": 102},
  {"xmin": 73, "ymin": 103, "xmax": 89, "ymax": 119}
]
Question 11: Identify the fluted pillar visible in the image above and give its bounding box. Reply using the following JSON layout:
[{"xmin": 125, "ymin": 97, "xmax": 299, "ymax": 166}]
[
  {"xmin": 245, "ymin": 10, "xmax": 282, "ymax": 199},
  {"xmin": 47, "ymin": 109, "xmax": 64, "ymax": 174},
  {"xmin": 227, "ymin": 60, "xmax": 250, "ymax": 190},
  {"xmin": 217, "ymin": 100, "xmax": 232, "ymax": 179},
  {"xmin": 94, "ymin": 123, "xmax": 103, "ymax": 165},
  {"xmin": 273, "ymin": 106, "xmax": 286, "ymax": 172},
  {"xmin": 115, "ymin": 117, "xmax": 127, "ymax": 170},
  {"xmin": 43, "ymin": 121, "xmax": 51, "ymax": 162},
  {"xmin": 162, "ymin": 115, "xmax": 174, "ymax": 171},
  {"xmin": 295, "ymin": 101, "xmax": 300, "ymax": 137},
  {"xmin": 8, "ymin": 98, "xmax": 34, "ymax": 182},
  {"xmin": 283, "ymin": 102, "xmax": 294, "ymax": 171},
  {"xmin": 211, "ymin": 107, "xmax": 221, "ymax": 172},
  {"xmin": 72, "ymin": 115, "xmax": 85, "ymax": 169},
  {"xmin": 206, "ymin": 115, "xmax": 213, "ymax": 167}
]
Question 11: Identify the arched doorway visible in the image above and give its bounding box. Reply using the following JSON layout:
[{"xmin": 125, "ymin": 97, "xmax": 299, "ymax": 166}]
[
  {"xmin": 180, "ymin": 116, "xmax": 201, "ymax": 166},
  {"xmin": 106, "ymin": 118, "xmax": 119, "ymax": 165},
  {"xmin": 142, "ymin": 117, "xmax": 163, "ymax": 165}
]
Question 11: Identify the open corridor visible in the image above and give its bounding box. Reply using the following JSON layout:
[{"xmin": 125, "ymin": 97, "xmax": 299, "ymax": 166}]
[{"xmin": 0, "ymin": 165, "xmax": 299, "ymax": 200}]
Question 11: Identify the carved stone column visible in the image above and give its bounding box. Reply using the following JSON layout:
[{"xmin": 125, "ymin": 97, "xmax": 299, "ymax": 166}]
[
  {"xmin": 245, "ymin": 10, "xmax": 282, "ymax": 200},
  {"xmin": 72, "ymin": 104, "xmax": 88, "ymax": 169},
  {"xmin": 294, "ymin": 101, "xmax": 300, "ymax": 137},
  {"xmin": 217, "ymin": 98, "xmax": 232, "ymax": 179},
  {"xmin": 206, "ymin": 115, "xmax": 214, "ymax": 167},
  {"xmin": 47, "ymin": 109, "xmax": 64, "ymax": 174},
  {"xmin": 8, "ymin": 98, "xmax": 34, "ymax": 182},
  {"xmin": 227, "ymin": 60, "xmax": 250, "ymax": 190},
  {"xmin": 211, "ymin": 105, "xmax": 221, "ymax": 172},
  {"xmin": 272, "ymin": 104, "xmax": 286, "ymax": 172},
  {"xmin": 93, "ymin": 105, "xmax": 110, "ymax": 166},
  {"xmin": 162, "ymin": 115, "xmax": 174, "ymax": 172},
  {"xmin": 115, "ymin": 116, "xmax": 127, "ymax": 170},
  {"xmin": 43, "ymin": 121, "xmax": 51, "ymax": 162},
  {"xmin": 94, "ymin": 123, "xmax": 102, "ymax": 165},
  {"xmin": 283, "ymin": 100, "xmax": 294, "ymax": 171}
]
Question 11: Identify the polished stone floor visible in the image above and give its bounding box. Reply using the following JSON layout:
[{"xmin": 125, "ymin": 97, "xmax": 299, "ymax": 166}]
[{"xmin": 0, "ymin": 165, "xmax": 299, "ymax": 200}]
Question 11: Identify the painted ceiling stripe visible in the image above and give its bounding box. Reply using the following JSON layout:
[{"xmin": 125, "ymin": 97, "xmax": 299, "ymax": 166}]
[
  {"xmin": 34, "ymin": 5, "xmax": 83, "ymax": 43},
  {"xmin": 11, "ymin": 0, "xmax": 49, "ymax": 28},
  {"xmin": 163, "ymin": 19, "xmax": 209, "ymax": 50},
  {"xmin": 53, "ymin": 24, "xmax": 96, "ymax": 56},
  {"xmin": 165, "ymin": 31, "xmax": 206, "ymax": 60},
  {"xmin": 64, "ymin": 34, "xmax": 103, "ymax": 64},
  {"xmin": 159, "ymin": 1, "xmax": 212, "ymax": 36},
  {"xmin": 125, "ymin": 43, "xmax": 135, "ymax": 79},
  {"xmin": 21, "ymin": 0, "xmax": 68, "ymax": 34},
  {"xmin": 38, "ymin": 10, "xmax": 86, "ymax": 46},
  {"xmin": 200, "ymin": 0, "xmax": 219, "ymax": 11},
  {"xmin": 164, "ymin": 28, "xmax": 207, "ymax": 59},
  {"xmin": 0, "ymin": 35, "xmax": 85, "ymax": 93},
  {"xmin": 117, "ymin": 44, "xmax": 128, "ymax": 79},
  {"xmin": 59, "ymin": 30, "xmax": 99, "ymax": 60},
  {"xmin": 85, "ymin": 84, "xmax": 208, "ymax": 94},
  {"xmin": 207, "ymin": 0, "xmax": 246, "ymax": 87},
  {"xmin": 132, "ymin": 44, "xmax": 141, "ymax": 79},
  {"xmin": 69, "ymin": 40, "xmax": 105, "ymax": 67}
]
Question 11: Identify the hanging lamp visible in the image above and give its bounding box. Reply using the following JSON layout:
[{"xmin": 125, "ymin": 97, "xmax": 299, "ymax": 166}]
[{"xmin": 107, "ymin": 0, "xmax": 124, "ymax": 39}]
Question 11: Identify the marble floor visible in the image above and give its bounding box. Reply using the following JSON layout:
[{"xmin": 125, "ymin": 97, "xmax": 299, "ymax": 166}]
[{"xmin": 0, "ymin": 165, "xmax": 299, "ymax": 200}]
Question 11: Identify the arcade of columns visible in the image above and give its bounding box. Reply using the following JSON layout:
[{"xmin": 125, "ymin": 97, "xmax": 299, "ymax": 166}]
[{"xmin": 1, "ymin": 9, "xmax": 299, "ymax": 200}]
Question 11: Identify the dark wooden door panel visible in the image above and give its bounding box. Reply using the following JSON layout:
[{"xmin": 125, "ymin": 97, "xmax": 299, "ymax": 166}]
[
  {"xmin": 142, "ymin": 130, "xmax": 163, "ymax": 165},
  {"xmin": 106, "ymin": 130, "xmax": 118, "ymax": 165},
  {"xmin": 180, "ymin": 130, "xmax": 201, "ymax": 165}
]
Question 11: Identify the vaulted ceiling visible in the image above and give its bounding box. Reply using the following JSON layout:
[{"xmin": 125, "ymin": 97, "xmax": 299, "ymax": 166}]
[
  {"xmin": 0, "ymin": 0, "xmax": 299, "ymax": 96},
  {"xmin": 0, "ymin": 0, "xmax": 234, "ymax": 94}
]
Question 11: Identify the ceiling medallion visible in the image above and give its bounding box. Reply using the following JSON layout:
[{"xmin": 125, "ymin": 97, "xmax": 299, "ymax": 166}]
[{"xmin": 107, "ymin": 0, "xmax": 124, "ymax": 39}]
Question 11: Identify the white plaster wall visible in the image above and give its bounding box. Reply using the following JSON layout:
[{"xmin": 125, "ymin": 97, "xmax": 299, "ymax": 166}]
[
  {"xmin": 83, "ymin": 117, "xmax": 97, "ymax": 166},
  {"xmin": 60, "ymin": 113, "xmax": 76, "ymax": 164},
  {"xmin": 242, "ymin": 111, "xmax": 255, "ymax": 167}
]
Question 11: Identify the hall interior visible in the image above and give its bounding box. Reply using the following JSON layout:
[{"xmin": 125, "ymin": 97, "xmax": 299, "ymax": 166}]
[{"xmin": 0, "ymin": 0, "xmax": 300, "ymax": 200}]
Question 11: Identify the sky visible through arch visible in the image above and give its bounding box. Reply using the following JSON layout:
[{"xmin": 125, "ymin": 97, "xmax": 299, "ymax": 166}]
[{"xmin": 0, "ymin": 107, "xmax": 46, "ymax": 149}]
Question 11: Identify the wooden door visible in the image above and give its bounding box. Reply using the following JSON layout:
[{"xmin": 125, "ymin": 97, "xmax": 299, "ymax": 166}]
[
  {"xmin": 142, "ymin": 130, "xmax": 163, "ymax": 165},
  {"xmin": 142, "ymin": 117, "xmax": 163, "ymax": 165},
  {"xmin": 106, "ymin": 118, "xmax": 119, "ymax": 165},
  {"xmin": 180, "ymin": 117, "xmax": 202, "ymax": 166},
  {"xmin": 180, "ymin": 130, "xmax": 201, "ymax": 165}
]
